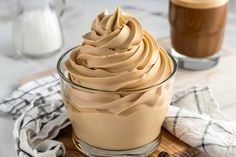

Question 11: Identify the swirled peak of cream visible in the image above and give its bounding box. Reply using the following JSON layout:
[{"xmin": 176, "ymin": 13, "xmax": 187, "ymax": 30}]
[{"xmin": 65, "ymin": 7, "xmax": 173, "ymax": 91}]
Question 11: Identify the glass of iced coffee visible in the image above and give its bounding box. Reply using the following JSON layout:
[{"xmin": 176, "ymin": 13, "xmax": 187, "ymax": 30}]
[
  {"xmin": 57, "ymin": 7, "xmax": 177, "ymax": 157},
  {"xmin": 169, "ymin": 0, "xmax": 228, "ymax": 70}
]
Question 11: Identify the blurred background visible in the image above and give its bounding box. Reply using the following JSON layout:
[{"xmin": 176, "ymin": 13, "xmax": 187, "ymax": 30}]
[
  {"xmin": 0, "ymin": 0, "xmax": 235, "ymax": 97},
  {"xmin": 0, "ymin": 0, "xmax": 236, "ymax": 156}
]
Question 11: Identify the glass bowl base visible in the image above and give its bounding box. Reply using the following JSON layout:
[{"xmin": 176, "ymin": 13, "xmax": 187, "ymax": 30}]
[{"xmin": 72, "ymin": 134, "xmax": 160, "ymax": 157}]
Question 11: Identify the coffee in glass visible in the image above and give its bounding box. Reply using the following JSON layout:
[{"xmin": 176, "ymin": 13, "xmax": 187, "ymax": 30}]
[{"xmin": 169, "ymin": 0, "xmax": 228, "ymax": 70}]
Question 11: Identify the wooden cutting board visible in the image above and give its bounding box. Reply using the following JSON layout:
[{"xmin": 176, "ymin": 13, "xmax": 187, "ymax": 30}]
[{"xmin": 21, "ymin": 36, "xmax": 236, "ymax": 157}]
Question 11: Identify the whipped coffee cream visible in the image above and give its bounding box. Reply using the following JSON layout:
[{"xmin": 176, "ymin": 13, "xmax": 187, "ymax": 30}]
[
  {"xmin": 66, "ymin": 7, "xmax": 173, "ymax": 91},
  {"xmin": 62, "ymin": 7, "xmax": 176, "ymax": 150}
]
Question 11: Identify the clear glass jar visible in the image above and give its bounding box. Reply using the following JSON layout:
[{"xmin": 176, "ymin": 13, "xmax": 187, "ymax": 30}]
[
  {"xmin": 12, "ymin": 0, "xmax": 64, "ymax": 58},
  {"xmin": 57, "ymin": 47, "xmax": 177, "ymax": 157}
]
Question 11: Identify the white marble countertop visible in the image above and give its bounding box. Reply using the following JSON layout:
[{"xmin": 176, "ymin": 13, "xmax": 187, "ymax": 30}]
[{"xmin": 0, "ymin": 0, "xmax": 236, "ymax": 156}]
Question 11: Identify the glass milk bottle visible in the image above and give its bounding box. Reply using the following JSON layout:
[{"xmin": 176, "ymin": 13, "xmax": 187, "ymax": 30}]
[{"xmin": 12, "ymin": 0, "xmax": 64, "ymax": 58}]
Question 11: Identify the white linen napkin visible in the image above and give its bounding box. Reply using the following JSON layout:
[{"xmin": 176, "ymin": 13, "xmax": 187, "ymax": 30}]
[{"xmin": 0, "ymin": 74, "xmax": 235, "ymax": 157}]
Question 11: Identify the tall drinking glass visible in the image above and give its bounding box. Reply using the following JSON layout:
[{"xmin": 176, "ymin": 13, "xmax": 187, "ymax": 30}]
[{"xmin": 169, "ymin": 0, "xmax": 228, "ymax": 70}]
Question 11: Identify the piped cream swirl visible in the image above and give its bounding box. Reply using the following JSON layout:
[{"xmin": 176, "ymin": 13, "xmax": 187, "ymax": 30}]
[
  {"xmin": 62, "ymin": 7, "xmax": 176, "ymax": 149},
  {"xmin": 65, "ymin": 7, "xmax": 173, "ymax": 91}
]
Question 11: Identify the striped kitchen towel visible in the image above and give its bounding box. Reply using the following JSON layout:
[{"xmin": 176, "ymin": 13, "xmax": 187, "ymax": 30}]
[{"xmin": 0, "ymin": 74, "xmax": 236, "ymax": 157}]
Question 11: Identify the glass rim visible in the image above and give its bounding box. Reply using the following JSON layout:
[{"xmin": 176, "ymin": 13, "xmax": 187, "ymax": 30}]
[{"xmin": 57, "ymin": 46, "xmax": 178, "ymax": 93}]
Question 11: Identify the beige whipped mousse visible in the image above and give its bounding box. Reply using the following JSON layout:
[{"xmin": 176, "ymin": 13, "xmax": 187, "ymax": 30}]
[{"xmin": 63, "ymin": 7, "xmax": 175, "ymax": 150}]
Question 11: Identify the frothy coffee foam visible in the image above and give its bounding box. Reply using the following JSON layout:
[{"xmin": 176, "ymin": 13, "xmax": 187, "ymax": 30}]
[{"xmin": 171, "ymin": 0, "xmax": 228, "ymax": 9}]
